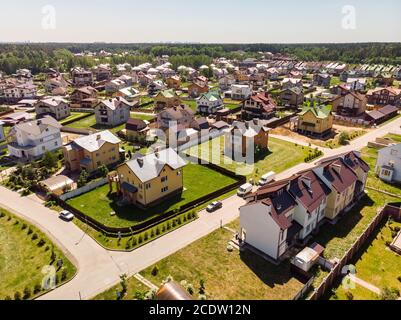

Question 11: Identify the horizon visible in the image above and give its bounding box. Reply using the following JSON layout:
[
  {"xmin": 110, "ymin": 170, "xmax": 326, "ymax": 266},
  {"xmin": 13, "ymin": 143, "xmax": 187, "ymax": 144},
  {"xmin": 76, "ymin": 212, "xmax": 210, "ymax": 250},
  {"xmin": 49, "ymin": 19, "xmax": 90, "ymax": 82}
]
[{"xmin": 1, "ymin": 0, "xmax": 400, "ymax": 43}]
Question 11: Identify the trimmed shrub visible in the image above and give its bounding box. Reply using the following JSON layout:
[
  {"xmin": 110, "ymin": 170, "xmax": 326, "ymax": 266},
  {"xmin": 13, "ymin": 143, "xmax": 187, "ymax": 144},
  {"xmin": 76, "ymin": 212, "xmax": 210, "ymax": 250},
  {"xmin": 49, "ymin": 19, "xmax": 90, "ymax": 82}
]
[
  {"xmin": 31, "ymin": 233, "xmax": 38, "ymax": 241},
  {"xmin": 23, "ymin": 287, "xmax": 31, "ymax": 300},
  {"xmin": 14, "ymin": 292, "xmax": 22, "ymax": 300},
  {"xmin": 33, "ymin": 284, "xmax": 42, "ymax": 294},
  {"xmin": 61, "ymin": 269, "xmax": 68, "ymax": 281},
  {"xmin": 151, "ymin": 266, "xmax": 159, "ymax": 277}
]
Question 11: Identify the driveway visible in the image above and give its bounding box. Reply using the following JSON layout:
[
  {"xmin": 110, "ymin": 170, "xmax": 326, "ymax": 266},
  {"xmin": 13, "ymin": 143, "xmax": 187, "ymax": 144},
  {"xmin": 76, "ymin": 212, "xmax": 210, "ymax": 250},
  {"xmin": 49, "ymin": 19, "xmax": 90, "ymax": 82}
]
[{"xmin": 1, "ymin": 115, "xmax": 401, "ymax": 300}]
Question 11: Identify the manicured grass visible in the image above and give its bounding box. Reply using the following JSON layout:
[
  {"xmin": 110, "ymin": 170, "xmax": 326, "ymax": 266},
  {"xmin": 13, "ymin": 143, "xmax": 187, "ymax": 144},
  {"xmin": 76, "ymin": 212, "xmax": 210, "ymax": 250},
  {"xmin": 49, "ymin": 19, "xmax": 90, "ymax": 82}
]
[
  {"xmin": 66, "ymin": 114, "xmax": 153, "ymax": 134},
  {"xmin": 330, "ymin": 220, "xmax": 401, "ymax": 300},
  {"xmin": 325, "ymin": 130, "xmax": 367, "ymax": 149},
  {"xmin": 330, "ymin": 77, "xmax": 341, "ymax": 86},
  {"xmin": 60, "ymin": 112, "xmax": 90, "ymax": 125},
  {"xmin": 130, "ymin": 113, "xmax": 155, "ymax": 121},
  {"xmin": 312, "ymin": 190, "xmax": 399, "ymax": 260},
  {"xmin": 187, "ymin": 136, "xmax": 316, "ymax": 180},
  {"xmin": 360, "ymin": 143, "xmax": 401, "ymax": 197},
  {"xmin": 96, "ymin": 227, "xmax": 304, "ymax": 300},
  {"xmin": 331, "ymin": 284, "xmax": 379, "ymax": 300},
  {"xmin": 93, "ymin": 277, "xmax": 149, "ymax": 300},
  {"xmin": 66, "ymin": 163, "xmax": 237, "ymax": 228},
  {"xmin": 0, "ymin": 208, "xmax": 76, "ymax": 300}
]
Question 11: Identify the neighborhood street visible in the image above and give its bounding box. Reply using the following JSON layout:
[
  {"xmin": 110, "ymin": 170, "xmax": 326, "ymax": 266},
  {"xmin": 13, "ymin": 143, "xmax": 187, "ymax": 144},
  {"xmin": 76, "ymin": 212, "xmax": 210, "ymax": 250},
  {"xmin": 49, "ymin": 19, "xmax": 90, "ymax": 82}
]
[{"xmin": 0, "ymin": 115, "xmax": 400, "ymax": 300}]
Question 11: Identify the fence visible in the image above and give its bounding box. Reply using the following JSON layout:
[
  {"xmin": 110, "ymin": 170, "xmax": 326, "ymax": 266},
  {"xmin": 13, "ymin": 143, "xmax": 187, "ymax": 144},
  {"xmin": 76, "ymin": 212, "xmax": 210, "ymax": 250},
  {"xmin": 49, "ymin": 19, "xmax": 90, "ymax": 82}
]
[
  {"xmin": 293, "ymin": 276, "xmax": 315, "ymax": 300},
  {"xmin": 333, "ymin": 115, "xmax": 371, "ymax": 127},
  {"xmin": 61, "ymin": 126, "xmax": 94, "ymax": 135},
  {"xmin": 306, "ymin": 204, "xmax": 401, "ymax": 300},
  {"xmin": 70, "ymin": 108, "xmax": 95, "ymax": 113},
  {"xmin": 59, "ymin": 178, "xmax": 108, "ymax": 201},
  {"xmin": 54, "ymin": 164, "xmax": 245, "ymax": 237}
]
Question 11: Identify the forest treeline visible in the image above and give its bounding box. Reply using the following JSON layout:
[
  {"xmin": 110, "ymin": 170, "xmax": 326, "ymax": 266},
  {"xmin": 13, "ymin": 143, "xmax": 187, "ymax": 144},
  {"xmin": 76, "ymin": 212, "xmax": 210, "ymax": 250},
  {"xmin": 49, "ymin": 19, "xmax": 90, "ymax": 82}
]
[{"xmin": 0, "ymin": 42, "xmax": 400, "ymax": 75}]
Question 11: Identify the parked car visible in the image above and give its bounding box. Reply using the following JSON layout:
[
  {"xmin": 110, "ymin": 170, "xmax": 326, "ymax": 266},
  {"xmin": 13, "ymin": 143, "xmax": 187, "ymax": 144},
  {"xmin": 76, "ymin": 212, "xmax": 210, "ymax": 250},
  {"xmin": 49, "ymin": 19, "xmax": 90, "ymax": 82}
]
[
  {"xmin": 258, "ymin": 171, "xmax": 276, "ymax": 186},
  {"xmin": 206, "ymin": 201, "xmax": 223, "ymax": 212},
  {"xmin": 59, "ymin": 210, "xmax": 74, "ymax": 221},
  {"xmin": 237, "ymin": 183, "xmax": 253, "ymax": 197}
]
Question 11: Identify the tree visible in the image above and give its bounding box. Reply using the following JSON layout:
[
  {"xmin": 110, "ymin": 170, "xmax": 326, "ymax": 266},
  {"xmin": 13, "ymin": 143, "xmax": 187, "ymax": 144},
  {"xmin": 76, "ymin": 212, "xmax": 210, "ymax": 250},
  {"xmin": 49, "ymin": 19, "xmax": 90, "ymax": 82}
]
[
  {"xmin": 42, "ymin": 151, "xmax": 58, "ymax": 168},
  {"xmin": 77, "ymin": 170, "xmax": 89, "ymax": 187},
  {"xmin": 338, "ymin": 132, "xmax": 350, "ymax": 146},
  {"xmin": 98, "ymin": 165, "xmax": 109, "ymax": 178},
  {"xmin": 120, "ymin": 274, "xmax": 128, "ymax": 296}
]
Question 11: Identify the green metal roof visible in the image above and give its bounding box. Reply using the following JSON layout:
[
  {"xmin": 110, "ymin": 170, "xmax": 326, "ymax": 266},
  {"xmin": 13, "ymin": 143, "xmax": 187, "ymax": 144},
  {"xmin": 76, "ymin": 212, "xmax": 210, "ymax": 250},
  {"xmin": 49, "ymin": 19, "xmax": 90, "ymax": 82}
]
[{"xmin": 299, "ymin": 104, "xmax": 332, "ymax": 119}]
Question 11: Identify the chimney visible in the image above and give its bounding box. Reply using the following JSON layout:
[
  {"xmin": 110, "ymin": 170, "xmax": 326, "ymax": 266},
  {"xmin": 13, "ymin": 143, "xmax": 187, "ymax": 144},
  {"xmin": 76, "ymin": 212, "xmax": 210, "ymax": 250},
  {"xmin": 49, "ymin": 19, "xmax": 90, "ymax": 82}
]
[
  {"xmin": 96, "ymin": 134, "xmax": 101, "ymax": 141},
  {"xmin": 301, "ymin": 176, "xmax": 312, "ymax": 189},
  {"xmin": 155, "ymin": 151, "xmax": 159, "ymax": 158},
  {"xmin": 137, "ymin": 158, "xmax": 144, "ymax": 167}
]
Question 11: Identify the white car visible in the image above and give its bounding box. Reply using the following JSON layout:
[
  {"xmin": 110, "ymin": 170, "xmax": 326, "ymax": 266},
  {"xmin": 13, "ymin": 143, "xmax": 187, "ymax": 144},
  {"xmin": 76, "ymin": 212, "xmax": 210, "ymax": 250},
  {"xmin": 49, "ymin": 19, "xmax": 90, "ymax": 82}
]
[
  {"xmin": 237, "ymin": 183, "xmax": 253, "ymax": 197},
  {"xmin": 59, "ymin": 210, "xmax": 74, "ymax": 221}
]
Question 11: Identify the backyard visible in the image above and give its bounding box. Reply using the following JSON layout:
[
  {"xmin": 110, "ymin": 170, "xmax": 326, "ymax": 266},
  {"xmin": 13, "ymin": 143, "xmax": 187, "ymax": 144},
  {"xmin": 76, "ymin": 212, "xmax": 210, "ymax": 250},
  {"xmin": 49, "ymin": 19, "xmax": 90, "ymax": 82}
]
[
  {"xmin": 65, "ymin": 113, "xmax": 154, "ymax": 134},
  {"xmin": 66, "ymin": 163, "xmax": 237, "ymax": 228},
  {"xmin": 330, "ymin": 220, "xmax": 401, "ymax": 300},
  {"xmin": 187, "ymin": 136, "xmax": 317, "ymax": 180},
  {"xmin": 0, "ymin": 208, "xmax": 76, "ymax": 300}
]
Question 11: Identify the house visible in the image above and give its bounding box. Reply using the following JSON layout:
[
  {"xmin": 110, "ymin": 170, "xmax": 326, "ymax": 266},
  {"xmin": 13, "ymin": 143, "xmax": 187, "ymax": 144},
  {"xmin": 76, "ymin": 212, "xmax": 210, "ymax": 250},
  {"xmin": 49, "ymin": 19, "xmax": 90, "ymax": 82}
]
[
  {"xmin": 138, "ymin": 73, "xmax": 154, "ymax": 87},
  {"xmin": 239, "ymin": 151, "xmax": 369, "ymax": 261},
  {"xmin": 71, "ymin": 67, "xmax": 93, "ymax": 87},
  {"xmin": 157, "ymin": 104, "xmax": 195, "ymax": 131},
  {"xmin": 3, "ymin": 83, "xmax": 37, "ymax": 103},
  {"xmin": 92, "ymin": 64, "xmax": 112, "ymax": 82},
  {"xmin": 313, "ymin": 73, "xmax": 331, "ymax": 88},
  {"xmin": 375, "ymin": 143, "xmax": 401, "ymax": 183},
  {"xmin": 7, "ymin": 116, "xmax": 62, "ymax": 159},
  {"xmin": 44, "ymin": 74, "xmax": 68, "ymax": 95},
  {"xmin": 241, "ymin": 92, "xmax": 277, "ymax": 120},
  {"xmin": 1, "ymin": 112, "xmax": 31, "ymax": 126},
  {"xmin": 94, "ymin": 97, "xmax": 131, "ymax": 127},
  {"xmin": 154, "ymin": 89, "xmax": 181, "ymax": 111},
  {"xmin": 281, "ymin": 78, "xmax": 303, "ymax": 90},
  {"xmin": 70, "ymin": 86, "xmax": 98, "ymax": 108},
  {"xmin": 366, "ymin": 105, "xmax": 399, "ymax": 125},
  {"xmin": 112, "ymin": 148, "xmax": 186, "ymax": 208},
  {"xmin": 297, "ymin": 104, "xmax": 333, "ymax": 137},
  {"xmin": 188, "ymin": 81, "xmax": 209, "ymax": 98},
  {"xmin": 63, "ymin": 130, "xmax": 121, "ymax": 173},
  {"xmin": 166, "ymin": 76, "xmax": 181, "ymax": 89},
  {"xmin": 376, "ymin": 73, "xmax": 394, "ymax": 87},
  {"xmin": 313, "ymin": 154, "xmax": 368, "ymax": 221},
  {"xmin": 367, "ymin": 87, "xmax": 401, "ymax": 106},
  {"xmin": 219, "ymin": 75, "xmax": 236, "ymax": 91},
  {"xmin": 225, "ymin": 119, "xmax": 270, "ymax": 160},
  {"xmin": 125, "ymin": 118, "xmax": 149, "ymax": 142},
  {"xmin": 196, "ymin": 91, "xmax": 224, "ymax": 115},
  {"xmin": 115, "ymin": 87, "xmax": 140, "ymax": 103},
  {"xmin": 35, "ymin": 97, "xmax": 71, "ymax": 120},
  {"xmin": 105, "ymin": 79, "xmax": 127, "ymax": 94},
  {"xmin": 331, "ymin": 92, "xmax": 367, "ymax": 116},
  {"xmin": 148, "ymin": 80, "xmax": 167, "ymax": 95},
  {"xmin": 346, "ymin": 78, "xmax": 367, "ymax": 91},
  {"xmin": 279, "ymin": 87, "xmax": 304, "ymax": 108},
  {"xmin": 226, "ymin": 84, "xmax": 252, "ymax": 100},
  {"xmin": 118, "ymin": 74, "xmax": 134, "ymax": 87}
]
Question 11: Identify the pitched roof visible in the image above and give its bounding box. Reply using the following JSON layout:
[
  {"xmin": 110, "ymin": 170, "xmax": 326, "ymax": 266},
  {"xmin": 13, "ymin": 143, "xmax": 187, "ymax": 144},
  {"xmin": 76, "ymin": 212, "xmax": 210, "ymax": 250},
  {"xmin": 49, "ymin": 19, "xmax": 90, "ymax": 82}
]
[
  {"xmin": 125, "ymin": 118, "xmax": 147, "ymax": 132},
  {"xmin": 98, "ymin": 97, "xmax": 132, "ymax": 110},
  {"xmin": 160, "ymin": 104, "xmax": 194, "ymax": 120},
  {"xmin": 124, "ymin": 148, "xmax": 186, "ymax": 183},
  {"xmin": 72, "ymin": 130, "xmax": 121, "ymax": 152},
  {"xmin": 14, "ymin": 116, "xmax": 61, "ymax": 136},
  {"xmin": 319, "ymin": 158, "xmax": 358, "ymax": 193},
  {"xmin": 199, "ymin": 90, "xmax": 221, "ymax": 102},
  {"xmin": 299, "ymin": 105, "xmax": 332, "ymax": 119}
]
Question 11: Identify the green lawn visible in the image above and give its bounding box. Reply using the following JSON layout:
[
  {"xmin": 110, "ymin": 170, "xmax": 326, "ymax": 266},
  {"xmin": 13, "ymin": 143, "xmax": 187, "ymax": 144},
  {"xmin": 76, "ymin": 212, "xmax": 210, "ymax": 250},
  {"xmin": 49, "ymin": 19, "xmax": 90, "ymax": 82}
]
[
  {"xmin": 93, "ymin": 277, "xmax": 149, "ymax": 300},
  {"xmin": 330, "ymin": 220, "xmax": 401, "ymax": 300},
  {"xmin": 331, "ymin": 284, "xmax": 379, "ymax": 300},
  {"xmin": 130, "ymin": 113, "xmax": 155, "ymax": 121},
  {"xmin": 95, "ymin": 227, "xmax": 304, "ymax": 300},
  {"xmin": 66, "ymin": 163, "xmax": 237, "ymax": 228},
  {"xmin": 66, "ymin": 114, "xmax": 153, "ymax": 134},
  {"xmin": 187, "ymin": 136, "xmax": 316, "ymax": 180},
  {"xmin": 60, "ymin": 112, "xmax": 90, "ymax": 125},
  {"xmin": 0, "ymin": 208, "xmax": 76, "ymax": 300}
]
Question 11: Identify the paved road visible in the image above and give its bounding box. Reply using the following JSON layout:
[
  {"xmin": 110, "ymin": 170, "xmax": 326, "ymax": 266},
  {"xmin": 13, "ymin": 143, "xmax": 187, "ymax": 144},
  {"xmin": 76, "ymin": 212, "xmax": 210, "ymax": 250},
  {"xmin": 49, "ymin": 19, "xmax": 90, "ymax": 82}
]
[{"xmin": 1, "ymin": 115, "xmax": 400, "ymax": 300}]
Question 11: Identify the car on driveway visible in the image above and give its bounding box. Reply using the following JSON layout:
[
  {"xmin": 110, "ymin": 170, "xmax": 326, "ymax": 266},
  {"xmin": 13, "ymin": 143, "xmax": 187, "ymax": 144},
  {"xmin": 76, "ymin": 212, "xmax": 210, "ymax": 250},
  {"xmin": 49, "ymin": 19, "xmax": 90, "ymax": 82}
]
[
  {"xmin": 59, "ymin": 210, "xmax": 74, "ymax": 221},
  {"xmin": 206, "ymin": 201, "xmax": 223, "ymax": 213}
]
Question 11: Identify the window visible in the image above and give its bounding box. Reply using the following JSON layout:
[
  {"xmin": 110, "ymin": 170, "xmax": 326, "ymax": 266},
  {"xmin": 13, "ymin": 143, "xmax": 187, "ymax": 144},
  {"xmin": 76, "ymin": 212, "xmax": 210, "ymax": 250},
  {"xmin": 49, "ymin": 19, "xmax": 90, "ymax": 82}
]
[
  {"xmin": 161, "ymin": 176, "xmax": 168, "ymax": 183},
  {"xmin": 177, "ymin": 171, "xmax": 181, "ymax": 176},
  {"xmin": 161, "ymin": 186, "xmax": 169, "ymax": 193},
  {"xmin": 55, "ymin": 141, "xmax": 58, "ymax": 146},
  {"xmin": 146, "ymin": 183, "xmax": 151, "ymax": 189}
]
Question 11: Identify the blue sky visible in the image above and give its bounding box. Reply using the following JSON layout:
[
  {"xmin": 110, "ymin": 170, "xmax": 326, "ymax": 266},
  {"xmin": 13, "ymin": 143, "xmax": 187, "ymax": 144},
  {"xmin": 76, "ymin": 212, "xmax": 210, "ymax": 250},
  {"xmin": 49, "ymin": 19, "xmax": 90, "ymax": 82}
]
[{"xmin": 0, "ymin": 0, "xmax": 400, "ymax": 43}]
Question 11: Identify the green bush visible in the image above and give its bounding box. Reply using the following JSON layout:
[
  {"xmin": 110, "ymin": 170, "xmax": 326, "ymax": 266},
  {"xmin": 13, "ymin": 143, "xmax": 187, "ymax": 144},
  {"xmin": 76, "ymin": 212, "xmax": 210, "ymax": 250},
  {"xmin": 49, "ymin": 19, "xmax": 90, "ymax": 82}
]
[
  {"xmin": 14, "ymin": 291, "xmax": 21, "ymax": 300},
  {"xmin": 61, "ymin": 269, "xmax": 68, "ymax": 281},
  {"xmin": 33, "ymin": 284, "xmax": 42, "ymax": 294},
  {"xmin": 151, "ymin": 266, "xmax": 159, "ymax": 276},
  {"xmin": 32, "ymin": 233, "xmax": 38, "ymax": 240},
  {"xmin": 23, "ymin": 287, "xmax": 31, "ymax": 300}
]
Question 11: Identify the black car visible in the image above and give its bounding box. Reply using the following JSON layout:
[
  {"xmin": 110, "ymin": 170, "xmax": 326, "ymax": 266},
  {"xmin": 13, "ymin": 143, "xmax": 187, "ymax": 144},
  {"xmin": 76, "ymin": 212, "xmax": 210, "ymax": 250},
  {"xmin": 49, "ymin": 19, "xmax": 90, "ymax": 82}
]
[{"xmin": 206, "ymin": 201, "xmax": 223, "ymax": 213}]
